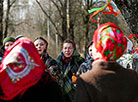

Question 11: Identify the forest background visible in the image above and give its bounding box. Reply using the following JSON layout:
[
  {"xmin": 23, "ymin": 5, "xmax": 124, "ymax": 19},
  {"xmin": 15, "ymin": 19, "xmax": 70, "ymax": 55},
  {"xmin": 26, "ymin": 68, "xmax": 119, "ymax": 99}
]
[{"xmin": 0, "ymin": 0, "xmax": 137, "ymax": 59}]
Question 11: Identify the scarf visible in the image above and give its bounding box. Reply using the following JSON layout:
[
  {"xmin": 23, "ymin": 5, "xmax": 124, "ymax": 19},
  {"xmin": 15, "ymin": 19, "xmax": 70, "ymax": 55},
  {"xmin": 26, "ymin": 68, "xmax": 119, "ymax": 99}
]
[
  {"xmin": 93, "ymin": 22, "xmax": 127, "ymax": 61},
  {"xmin": 0, "ymin": 37, "xmax": 44, "ymax": 100},
  {"xmin": 62, "ymin": 56, "xmax": 71, "ymax": 63}
]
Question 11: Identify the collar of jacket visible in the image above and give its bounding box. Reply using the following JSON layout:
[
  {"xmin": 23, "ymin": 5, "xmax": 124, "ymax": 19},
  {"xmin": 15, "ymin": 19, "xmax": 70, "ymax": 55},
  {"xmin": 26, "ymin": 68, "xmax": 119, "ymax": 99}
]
[{"xmin": 92, "ymin": 60, "xmax": 122, "ymax": 71}]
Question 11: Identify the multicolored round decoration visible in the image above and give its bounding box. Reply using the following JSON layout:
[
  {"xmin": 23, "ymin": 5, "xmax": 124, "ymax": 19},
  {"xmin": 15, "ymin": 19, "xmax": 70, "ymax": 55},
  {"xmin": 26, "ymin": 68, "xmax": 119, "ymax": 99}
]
[{"xmin": 93, "ymin": 22, "xmax": 127, "ymax": 61}]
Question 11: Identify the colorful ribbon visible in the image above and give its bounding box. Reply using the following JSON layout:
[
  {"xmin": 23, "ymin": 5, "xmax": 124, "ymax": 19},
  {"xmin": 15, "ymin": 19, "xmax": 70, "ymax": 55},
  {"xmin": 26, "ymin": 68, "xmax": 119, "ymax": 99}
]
[
  {"xmin": 88, "ymin": 0, "xmax": 120, "ymax": 23},
  {"xmin": 127, "ymin": 34, "xmax": 138, "ymax": 54},
  {"xmin": 128, "ymin": 34, "xmax": 138, "ymax": 39}
]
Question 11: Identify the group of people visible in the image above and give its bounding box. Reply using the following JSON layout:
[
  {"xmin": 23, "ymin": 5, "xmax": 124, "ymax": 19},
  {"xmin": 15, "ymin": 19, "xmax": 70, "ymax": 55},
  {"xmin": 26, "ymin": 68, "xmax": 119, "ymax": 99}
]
[{"xmin": 0, "ymin": 22, "xmax": 137, "ymax": 102}]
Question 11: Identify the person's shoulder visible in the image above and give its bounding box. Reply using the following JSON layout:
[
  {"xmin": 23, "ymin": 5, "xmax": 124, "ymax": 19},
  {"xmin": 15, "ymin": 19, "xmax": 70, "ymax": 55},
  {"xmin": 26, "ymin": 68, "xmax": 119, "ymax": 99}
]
[
  {"xmin": 80, "ymin": 56, "xmax": 85, "ymax": 61},
  {"xmin": 80, "ymin": 61, "xmax": 87, "ymax": 66},
  {"xmin": 75, "ymin": 56, "xmax": 85, "ymax": 64},
  {"xmin": 48, "ymin": 55, "xmax": 57, "ymax": 63},
  {"xmin": 123, "ymin": 67, "xmax": 138, "ymax": 77},
  {"xmin": 79, "ymin": 69, "xmax": 94, "ymax": 83},
  {"xmin": 56, "ymin": 52, "xmax": 63, "ymax": 61}
]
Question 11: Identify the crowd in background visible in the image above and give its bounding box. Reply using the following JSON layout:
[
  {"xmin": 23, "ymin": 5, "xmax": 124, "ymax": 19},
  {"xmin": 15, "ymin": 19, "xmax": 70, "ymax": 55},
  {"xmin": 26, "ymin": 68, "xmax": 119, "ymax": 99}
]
[{"xmin": 0, "ymin": 22, "xmax": 138, "ymax": 102}]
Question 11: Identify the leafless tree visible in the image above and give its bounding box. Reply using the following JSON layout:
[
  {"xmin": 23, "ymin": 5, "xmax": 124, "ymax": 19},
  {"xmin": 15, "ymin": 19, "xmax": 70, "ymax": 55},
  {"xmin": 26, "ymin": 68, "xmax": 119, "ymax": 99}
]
[
  {"xmin": 36, "ymin": 0, "xmax": 68, "ymax": 43},
  {"xmin": 113, "ymin": 0, "xmax": 138, "ymax": 36},
  {"xmin": 4, "ymin": 0, "xmax": 16, "ymax": 38},
  {"xmin": 0, "ymin": 0, "xmax": 3, "ymax": 46}
]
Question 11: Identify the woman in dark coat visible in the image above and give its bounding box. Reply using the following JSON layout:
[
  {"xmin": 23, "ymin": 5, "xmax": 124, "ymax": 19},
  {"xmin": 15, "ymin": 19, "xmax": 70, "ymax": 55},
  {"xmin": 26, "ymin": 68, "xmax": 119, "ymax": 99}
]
[
  {"xmin": 74, "ymin": 23, "xmax": 138, "ymax": 102},
  {"xmin": 34, "ymin": 37, "xmax": 60, "ymax": 82},
  {"xmin": 56, "ymin": 39, "xmax": 85, "ymax": 102}
]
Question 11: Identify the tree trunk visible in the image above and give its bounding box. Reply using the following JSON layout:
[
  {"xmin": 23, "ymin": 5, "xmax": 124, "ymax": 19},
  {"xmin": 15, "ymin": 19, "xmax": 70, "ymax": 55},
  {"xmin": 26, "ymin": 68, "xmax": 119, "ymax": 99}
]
[
  {"xmin": 84, "ymin": 15, "xmax": 89, "ymax": 58},
  {"xmin": 0, "ymin": 0, "xmax": 3, "ymax": 46},
  {"xmin": 61, "ymin": 0, "xmax": 67, "ymax": 42},
  {"xmin": 113, "ymin": 0, "xmax": 138, "ymax": 35},
  {"xmin": 4, "ymin": 0, "xmax": 16, "ymax": 38},
  {"xmin": 4, "ymin": 0, "xmax": 10, "ymax": 38},
  {"xmin": 68, "ymin": 0, "xmax": 74, "ymax": 40},
  {"xmin": 83, "ymin": 0, "xmax": 91, "ymax": 58}
]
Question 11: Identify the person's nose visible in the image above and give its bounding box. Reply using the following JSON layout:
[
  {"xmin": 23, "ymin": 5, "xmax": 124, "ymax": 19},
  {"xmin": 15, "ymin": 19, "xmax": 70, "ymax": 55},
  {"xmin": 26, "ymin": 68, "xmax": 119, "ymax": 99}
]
[{"xmin": 66, "ymin": 48, "xmax": 70, "ymax": 52}]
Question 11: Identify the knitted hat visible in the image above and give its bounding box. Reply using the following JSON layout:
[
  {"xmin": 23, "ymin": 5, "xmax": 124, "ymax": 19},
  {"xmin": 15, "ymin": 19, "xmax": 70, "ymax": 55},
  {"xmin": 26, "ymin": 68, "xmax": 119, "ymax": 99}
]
[
  {"xmin": 15, "ymin": 35, "xmax": 24, "ymax": 40},
  {"xmin": 3, "ymin": 36, "xmax": 15, "ymax": 45},
  {"xmin": 93, "ymin": 22, "xmax": 127, "ymax": 61}
]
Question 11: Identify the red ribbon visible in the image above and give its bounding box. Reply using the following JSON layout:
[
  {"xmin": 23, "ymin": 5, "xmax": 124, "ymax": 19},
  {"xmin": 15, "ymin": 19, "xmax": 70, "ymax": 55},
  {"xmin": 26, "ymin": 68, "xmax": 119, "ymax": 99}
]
[
  {"xmin": 102, "ymin": 3, "xmax": 118, "ymax": 16},
  {"xmin": 128, "ymin": 34, "xmax": 138, "ymax": 39}
]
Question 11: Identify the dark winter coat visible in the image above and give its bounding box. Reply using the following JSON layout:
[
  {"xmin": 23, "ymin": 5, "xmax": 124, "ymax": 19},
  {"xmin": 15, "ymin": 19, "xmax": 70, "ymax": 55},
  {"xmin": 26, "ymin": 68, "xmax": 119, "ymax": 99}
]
[
  {"xmin": 42, "ymin": 52, "xmax": 60, "ymax": 81},
  {"xmin": 0, "ymin": 71, "xmax": 64, "ymax": 102},
  {"xmin": 56, "ymin": 49, "xmax": 85, "ymax": 102},
  {"xmin": 74, "ymin": 60, "xmax": 138, "ymax": 102}
]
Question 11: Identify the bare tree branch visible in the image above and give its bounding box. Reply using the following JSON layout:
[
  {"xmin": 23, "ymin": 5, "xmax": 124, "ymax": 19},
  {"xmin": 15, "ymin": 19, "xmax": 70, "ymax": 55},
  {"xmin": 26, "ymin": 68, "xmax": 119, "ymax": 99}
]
[
  {"xmin": 35, "ymin": 0, "xmax": 62, "ymax": 39},
  {"xmin": 9, "ymin": 0, "xmax": 16, "ymax": 8},
  {"xmin": 9, "ymin": 22, "xmax": 25, "ymax": 26},
  {"xmin": 51, "ymin": 0, "xmax": 63, "ymax": 18},
  {"xmin": 58, "ymin": 0, "xmax": 63, "ymax": 7},
  {"xmin": 113, "ymin": 0, "xmax": 138, "ymax": 34}
]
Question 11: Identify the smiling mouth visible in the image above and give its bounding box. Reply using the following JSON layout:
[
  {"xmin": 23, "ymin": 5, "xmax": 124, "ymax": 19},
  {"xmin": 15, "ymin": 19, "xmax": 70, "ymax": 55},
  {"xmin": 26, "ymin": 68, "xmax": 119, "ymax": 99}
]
[
  {"xmin": 66, "ymin": 53, "xmax": 70, "ymax": 55},
  {"xmin": 38, "ymin": 49, "xmax": 42, "ymax": 52}
]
